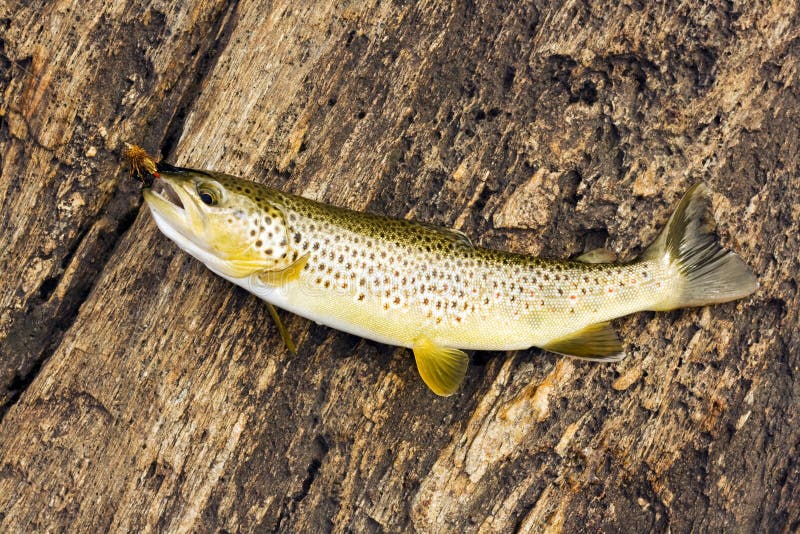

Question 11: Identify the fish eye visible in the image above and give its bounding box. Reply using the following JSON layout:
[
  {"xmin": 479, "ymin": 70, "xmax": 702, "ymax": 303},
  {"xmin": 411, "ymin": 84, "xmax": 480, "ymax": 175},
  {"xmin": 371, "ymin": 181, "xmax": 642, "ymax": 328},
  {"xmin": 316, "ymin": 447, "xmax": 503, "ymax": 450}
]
[{"xmin": 196, "ymin": 183, "xmax": 221, "ymax": 206}]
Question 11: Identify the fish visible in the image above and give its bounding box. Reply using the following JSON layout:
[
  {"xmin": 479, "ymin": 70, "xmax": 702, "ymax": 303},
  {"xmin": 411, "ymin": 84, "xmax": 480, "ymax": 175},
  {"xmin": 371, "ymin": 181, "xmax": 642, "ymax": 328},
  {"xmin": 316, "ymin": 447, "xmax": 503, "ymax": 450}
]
[{"xmin": 128, "ymin": 146, "xmax": 758, "ymax": 396}]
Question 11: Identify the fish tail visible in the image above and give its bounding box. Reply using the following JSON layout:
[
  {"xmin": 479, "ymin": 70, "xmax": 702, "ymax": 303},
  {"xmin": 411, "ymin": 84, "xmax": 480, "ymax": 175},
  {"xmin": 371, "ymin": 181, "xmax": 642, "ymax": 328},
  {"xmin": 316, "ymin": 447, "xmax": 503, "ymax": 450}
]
[{"xmin": 643, "ymin": 183, "xmax": 758, "ymax": 310}]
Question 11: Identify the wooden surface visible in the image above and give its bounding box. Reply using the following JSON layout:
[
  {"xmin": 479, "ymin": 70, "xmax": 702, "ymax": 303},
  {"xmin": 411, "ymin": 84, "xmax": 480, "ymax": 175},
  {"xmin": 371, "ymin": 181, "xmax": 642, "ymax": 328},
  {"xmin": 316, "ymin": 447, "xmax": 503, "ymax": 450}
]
[{"xmin": 1, "ymin": 1, "xmax": 798, "ymax": 531}]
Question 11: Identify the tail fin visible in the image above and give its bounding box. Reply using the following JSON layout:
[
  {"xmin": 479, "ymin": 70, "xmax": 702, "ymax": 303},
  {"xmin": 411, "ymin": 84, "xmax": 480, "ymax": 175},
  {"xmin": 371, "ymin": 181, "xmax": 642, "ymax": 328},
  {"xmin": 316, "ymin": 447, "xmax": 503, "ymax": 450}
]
[{"xmin": 643, "ymin": 183, "xmax": 758, "ymax": 310}]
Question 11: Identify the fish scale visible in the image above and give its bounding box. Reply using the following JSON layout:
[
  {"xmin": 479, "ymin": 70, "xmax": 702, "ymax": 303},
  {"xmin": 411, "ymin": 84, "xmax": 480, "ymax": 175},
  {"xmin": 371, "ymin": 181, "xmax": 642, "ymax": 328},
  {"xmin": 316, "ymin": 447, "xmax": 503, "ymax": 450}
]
[
  {"xmin": 278, "ymin": 197, "xmax": 674, "ymax": 351},
  {"xmin": 131, "ymin": 147, "xmax": 757, "ymax": 396}
]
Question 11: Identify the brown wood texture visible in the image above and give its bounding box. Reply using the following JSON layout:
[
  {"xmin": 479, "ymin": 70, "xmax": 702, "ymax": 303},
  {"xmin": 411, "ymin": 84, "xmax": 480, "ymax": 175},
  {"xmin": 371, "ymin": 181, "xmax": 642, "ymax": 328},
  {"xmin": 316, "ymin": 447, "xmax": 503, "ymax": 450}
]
[{"xmin": 1, "ymin": 1, "xmax": 798, "ymax": 531}]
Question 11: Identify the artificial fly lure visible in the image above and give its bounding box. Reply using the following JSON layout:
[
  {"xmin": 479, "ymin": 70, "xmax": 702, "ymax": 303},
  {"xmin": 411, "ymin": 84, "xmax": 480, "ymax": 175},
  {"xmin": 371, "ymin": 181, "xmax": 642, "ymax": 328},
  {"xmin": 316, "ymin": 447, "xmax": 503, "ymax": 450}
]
[
  {"xmin": 124, "ymin": 143, "xmax": 159, "ymax": 185},
  {"xmin": 125, "ymin": 145, "xmax": 757, "ymax": 396}
]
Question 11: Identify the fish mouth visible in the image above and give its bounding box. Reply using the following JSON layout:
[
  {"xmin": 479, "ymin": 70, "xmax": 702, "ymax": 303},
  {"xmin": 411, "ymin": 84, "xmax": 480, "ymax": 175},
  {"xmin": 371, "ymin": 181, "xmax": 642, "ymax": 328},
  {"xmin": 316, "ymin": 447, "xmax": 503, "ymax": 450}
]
[
  {"xmin": 144, "ymin": 182, "xmax": 187, "ymax": 230},
  {"xmin": 152, "ymin": 180, "xmax": 184, "ymax": 209},
  {"xmin": 143, "ymin": 173, "xmax": 267, "ymax": 280},
  {"xmin": 143, "ymin": 175, "xmax": 206, "ymax": 253}
]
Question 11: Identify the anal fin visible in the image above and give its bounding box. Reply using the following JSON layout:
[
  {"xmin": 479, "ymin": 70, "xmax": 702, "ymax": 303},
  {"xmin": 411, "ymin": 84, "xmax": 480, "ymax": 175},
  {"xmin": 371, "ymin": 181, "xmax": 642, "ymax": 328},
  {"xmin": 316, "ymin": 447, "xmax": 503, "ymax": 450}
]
[
  {"xmin": 412, "ymin": 337, "xmax": 469, "ymax": 396},
  {"xmin": 542, "ymin": 321, "xmax": 625, "ymax": 362}
]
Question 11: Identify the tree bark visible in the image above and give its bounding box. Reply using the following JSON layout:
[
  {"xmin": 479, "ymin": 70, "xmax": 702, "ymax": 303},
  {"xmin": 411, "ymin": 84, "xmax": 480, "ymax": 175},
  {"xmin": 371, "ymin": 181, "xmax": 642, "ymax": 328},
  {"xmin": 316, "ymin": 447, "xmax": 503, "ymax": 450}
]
[{"xmin": 1, "ymin": 1, "xmax": 798, "ymax": 532}]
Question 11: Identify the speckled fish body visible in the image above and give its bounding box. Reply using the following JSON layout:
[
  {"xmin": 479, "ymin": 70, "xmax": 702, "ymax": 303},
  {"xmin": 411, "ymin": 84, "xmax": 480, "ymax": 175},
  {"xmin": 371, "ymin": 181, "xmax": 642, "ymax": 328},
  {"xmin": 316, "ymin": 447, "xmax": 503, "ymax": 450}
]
[
  {"xmin": 140, "ymin": 157, "xmax": 757, "ymax": 396},
  {"xmin": 246, "ymin": 191, "xmax": 671, "ymax": 352}
]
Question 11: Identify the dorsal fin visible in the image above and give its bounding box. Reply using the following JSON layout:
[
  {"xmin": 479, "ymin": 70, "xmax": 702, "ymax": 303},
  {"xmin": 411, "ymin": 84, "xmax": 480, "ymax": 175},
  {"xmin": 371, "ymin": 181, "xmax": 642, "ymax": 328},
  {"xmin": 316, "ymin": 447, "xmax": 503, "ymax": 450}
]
[
  {"xmin": 440, "ymin": 227, "xmax": 474, "ymax": 247},
  {"xmin": 414, "ymin": 220, "xmax": 474, "ymax": 248}
]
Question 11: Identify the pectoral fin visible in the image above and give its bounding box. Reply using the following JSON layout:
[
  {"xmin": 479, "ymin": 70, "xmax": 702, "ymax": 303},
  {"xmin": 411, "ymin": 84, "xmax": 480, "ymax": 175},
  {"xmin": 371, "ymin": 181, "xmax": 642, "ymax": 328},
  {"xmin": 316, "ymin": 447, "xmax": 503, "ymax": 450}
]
[
  {"xmin": 576, "ymin": 247, "xmax": 617, "ymax": 264},
  {"xmin": 412, "ymin": 337, "xmax": 469, "ymax": 396},
  {"xmin": 542, "ymin": 321, "xmax": 625, "ymax": 362},
  {"xmin": 257, "ymin": 253, "xmax": 310, "ymax": 285},
  {"xmin": 266, "ymin": 303, "xmax": 297, "ymax": 354}
]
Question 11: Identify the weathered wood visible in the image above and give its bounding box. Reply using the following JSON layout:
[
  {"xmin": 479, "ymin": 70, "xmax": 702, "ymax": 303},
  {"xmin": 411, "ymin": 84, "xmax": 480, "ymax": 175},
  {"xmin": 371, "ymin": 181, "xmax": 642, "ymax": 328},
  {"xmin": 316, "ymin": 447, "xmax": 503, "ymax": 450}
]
[{"xmin": 1, "ymin": 0, "xmax": 798, "ymax": 531}]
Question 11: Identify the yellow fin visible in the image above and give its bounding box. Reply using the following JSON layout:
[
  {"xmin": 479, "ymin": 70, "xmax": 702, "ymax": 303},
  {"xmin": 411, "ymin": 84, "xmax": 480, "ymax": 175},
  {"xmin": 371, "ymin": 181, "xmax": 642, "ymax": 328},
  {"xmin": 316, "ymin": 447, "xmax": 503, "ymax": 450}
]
[
  {"xmin": 266, "ymin": 303, "xmax": 297, "ymax": 354},
  {"xmin": 412, "ymin": 337, "xmax": 469, "ymax": 396},
  {"xmin": 257, "ymin": 253, "xmax": 309, "ymax": 285},
  {"xmin": 576, "ymin": 247, "xmax": 616, "ymax": 264},
  {"xmin": 542, "ymin": 322, "xmax": 625, "ymax": 362}
]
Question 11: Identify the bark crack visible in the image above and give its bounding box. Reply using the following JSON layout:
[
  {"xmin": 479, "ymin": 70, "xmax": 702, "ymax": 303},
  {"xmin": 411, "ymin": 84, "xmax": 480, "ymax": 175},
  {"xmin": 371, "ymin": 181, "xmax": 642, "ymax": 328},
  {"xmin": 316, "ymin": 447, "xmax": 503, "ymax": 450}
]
[
  {"xmin": 0, "ymin": 0, "xmax": 241, "ymax": 422},
  {"xmin": 0, "ymin": 181, "xmax": 141, "ymax": 422}
]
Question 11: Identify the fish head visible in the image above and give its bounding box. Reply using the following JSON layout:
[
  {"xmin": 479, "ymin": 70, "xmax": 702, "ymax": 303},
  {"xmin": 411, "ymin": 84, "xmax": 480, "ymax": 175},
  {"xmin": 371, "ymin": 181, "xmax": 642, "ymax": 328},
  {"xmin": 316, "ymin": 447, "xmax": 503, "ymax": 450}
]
[{"xmin": 143, "ymin": 168, "xmax": 292, "ymax": 279}]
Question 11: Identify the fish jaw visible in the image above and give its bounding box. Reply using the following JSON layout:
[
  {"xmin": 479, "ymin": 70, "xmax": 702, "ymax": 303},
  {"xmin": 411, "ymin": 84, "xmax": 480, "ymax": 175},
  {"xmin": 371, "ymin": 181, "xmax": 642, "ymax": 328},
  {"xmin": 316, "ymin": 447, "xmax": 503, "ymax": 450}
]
[
  {"xmin": 142, "ymin": 171, "xmax": 205, "ymax": 240},
  {"xmin": 143, "ymin": 187, "xmax": 190, "ymax": 239},
  {"xmin": 143, "ymin": 186, "xmax": 228, "ymax": 274},
  {"xmin": 143, "ymin": 171, "xmax": 294, "ymax": 280},
  {"xmin": 143, "ymin": 175, "xmax": 254, "ymax": 280}
]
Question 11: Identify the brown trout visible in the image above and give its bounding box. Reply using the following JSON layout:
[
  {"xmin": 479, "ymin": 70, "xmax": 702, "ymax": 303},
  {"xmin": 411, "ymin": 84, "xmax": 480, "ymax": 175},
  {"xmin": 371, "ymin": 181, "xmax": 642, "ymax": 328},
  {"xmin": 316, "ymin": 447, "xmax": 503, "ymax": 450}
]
[{"xmin": 130, "ymin": 147, "xmax": 757, "ymax": 396}]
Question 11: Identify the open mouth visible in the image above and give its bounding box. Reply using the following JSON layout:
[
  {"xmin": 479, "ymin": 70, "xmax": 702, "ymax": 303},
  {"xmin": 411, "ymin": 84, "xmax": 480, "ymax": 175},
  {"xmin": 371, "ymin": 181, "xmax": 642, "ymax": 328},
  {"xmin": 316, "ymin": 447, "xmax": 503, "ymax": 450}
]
[
  {"xmin": 151, "ymin": 179, "xmax": 185, "ymax": 209},
  {"xmin": 143, "ymin": 177, "xmax": 206, "ymax": 257},
  {"xmin": 143, "ymin": 177, "xmax": 194, "ymax": 236}
]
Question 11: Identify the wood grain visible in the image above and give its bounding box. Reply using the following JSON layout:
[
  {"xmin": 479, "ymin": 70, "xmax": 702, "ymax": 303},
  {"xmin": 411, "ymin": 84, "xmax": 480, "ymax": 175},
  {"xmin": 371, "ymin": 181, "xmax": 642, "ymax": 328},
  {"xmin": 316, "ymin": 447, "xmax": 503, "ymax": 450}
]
[{"xmin": 1, "ymin": 1, "xmax": 798, "ymax": 531}]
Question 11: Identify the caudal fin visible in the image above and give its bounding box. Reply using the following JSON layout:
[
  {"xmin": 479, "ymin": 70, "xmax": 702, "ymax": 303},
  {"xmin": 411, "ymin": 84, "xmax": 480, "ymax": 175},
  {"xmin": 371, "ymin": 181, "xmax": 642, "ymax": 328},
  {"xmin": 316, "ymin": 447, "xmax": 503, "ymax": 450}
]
[{"xmin": 643, "ymin": 183, "xmax": 758, "ymax": 310}]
